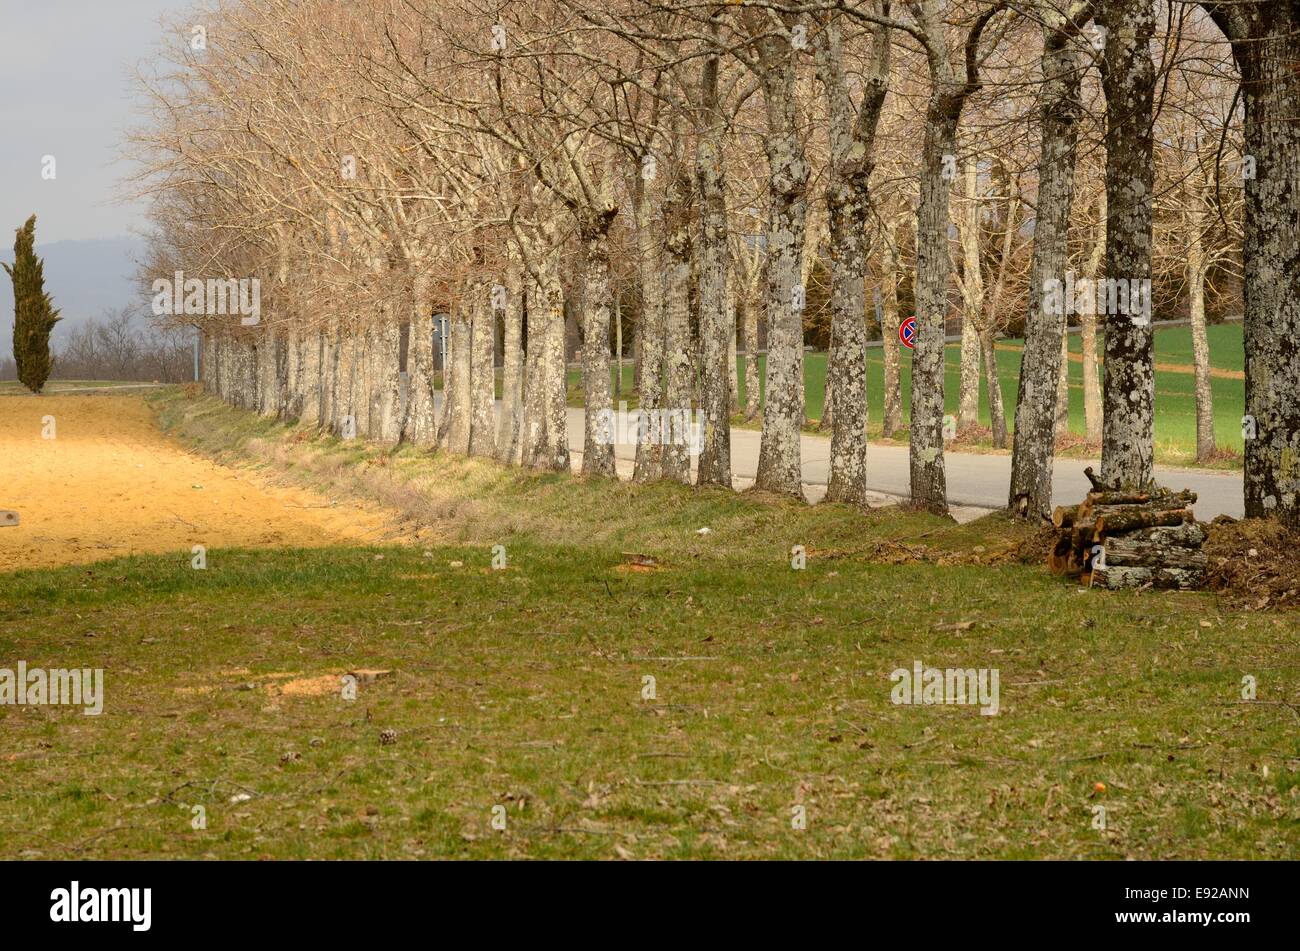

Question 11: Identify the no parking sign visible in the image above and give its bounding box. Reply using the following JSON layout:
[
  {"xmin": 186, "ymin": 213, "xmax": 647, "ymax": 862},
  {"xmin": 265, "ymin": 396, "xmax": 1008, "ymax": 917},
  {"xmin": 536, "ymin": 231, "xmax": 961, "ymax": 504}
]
[{"xmin": 899, "ymin": 316, "xmax": 916, "ymax": 350}]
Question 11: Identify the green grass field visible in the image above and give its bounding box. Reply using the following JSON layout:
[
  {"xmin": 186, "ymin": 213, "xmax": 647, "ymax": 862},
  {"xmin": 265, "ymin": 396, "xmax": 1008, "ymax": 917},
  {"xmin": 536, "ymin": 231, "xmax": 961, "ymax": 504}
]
[
  {"xmin": 575, "ymin": 322, "xmax": 1245, "ymax": 468},
  {"xmin": 0, "ymin": 388, "xmax": 1292, "ymax": 860}
]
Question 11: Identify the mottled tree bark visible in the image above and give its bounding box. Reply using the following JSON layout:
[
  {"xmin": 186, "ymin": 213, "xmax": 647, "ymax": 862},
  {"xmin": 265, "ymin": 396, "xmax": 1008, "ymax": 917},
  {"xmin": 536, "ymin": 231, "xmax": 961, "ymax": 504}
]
[
  {"xmin": 538, "ymin": 256, "xmax": 571, "ymax": 472},
  {"xmin": 256, "ymin": 328, "xmax": 279, "ymax": 417},
  {"xmin": 1185, "ymin": 199, "xmax": 1215, "ymax": 462},
  {"xmin": 498, "ymin": 261, "xmax": 525, "ymax": 464},
  {"xmin": 632, "ymin": 175, "xmax": 667, "ymax": 482},
  {"xmin": 407, "ymin": 274, "xmax": 437, "ymax": 447},
  {"xmin": 816, "ymin": 12, "xmax": 888, "ymax": 504},
  {"xmin": 1055, "ymin": 329, "xmax": 1071, "ymax": 438},
  {"xmin": 727, "ymin": 277, "xmax": 739, "ymax": 414},
  {"xmin": 521, "ymin": 276, "xmax": 549, "ymax": 467},
  {"xmin": 319, "ymin": 322, "xmax": 337, "ymax": 433},
  {"xmin": 660, "ymin": 165, "xmax": 695, "ymax": 484},
  {"xmin": 742, "ymin": 295, "xmax": 761, "ymax": 422},
  {"xmin": 356, "ymin": 323, "xmax": 371, "ymax": 433},
  {"xmin": 910, "ymin": 102, "xmax": 960, "ymax": 514},
  {"xmin": 1098, "ymin": 0, "xmax": 1156, "ymax": 490},
  {"xmin": 443, "ymin": 309, "xmax": 472, "ymax": 454},
  {"xmin": 579, "ymin": 216, "xmax": 617, "ymax": 476},
  {"xmin": 1009, "ymin": 13, "xmax": 1084, "ymax": 516},
  {"xmin": 910, "ymin": 0, "xmax": 1004, "ymax": 514},
  {"xmin": 468, "ymin": 291, "xmax": 497, "ymax": 458},
  {"xmin": 377, "ymin": 315, "xmax": 405, "ymax": 443},
  {"xmin": 957, "ymin": 161, "xmax": 984, "ymax": 433},
  {"xmin": 283, "ymin": 326, "xmax": 302, "ymax": 420},
  {"xmin": 1203, "ymin": 2, "xmax": 1300, "ymax": 522},
  {"xmin": 753, "ymin": 28, "xmax": 809, "ymax": 497},
  {"xmin": 880, "ymin": 219, "xmax": 904, "ymax": 438},
  {"xmin": 1082, "ymin": 192, "xmax": 1106, "ymax": 444},
  {"xmin": 983, "ymin": 327, "xmax": 1006, "ymax": 448},
  {"xmin": 212, "ymin": 334, "xmax": 227, "ymax": 400},
  {"xmin": 695, "ymin": 46, "xmax": 732, "ymax": 487}
]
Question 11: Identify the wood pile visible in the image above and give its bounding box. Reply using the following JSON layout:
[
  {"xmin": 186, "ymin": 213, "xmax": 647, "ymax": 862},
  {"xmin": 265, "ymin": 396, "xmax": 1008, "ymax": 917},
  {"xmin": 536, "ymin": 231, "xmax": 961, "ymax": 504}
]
[{"xmin": 1047, "ymin": 468, "xmax": 1207, "ymax": 589}]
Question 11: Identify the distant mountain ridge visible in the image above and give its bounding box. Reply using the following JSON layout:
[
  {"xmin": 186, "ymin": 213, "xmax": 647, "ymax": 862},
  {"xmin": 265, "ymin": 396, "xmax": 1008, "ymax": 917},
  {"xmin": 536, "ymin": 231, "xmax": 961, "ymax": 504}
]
[{"xmin": 0, "ymin": 235, "xmax": 145, "ymax": 356}]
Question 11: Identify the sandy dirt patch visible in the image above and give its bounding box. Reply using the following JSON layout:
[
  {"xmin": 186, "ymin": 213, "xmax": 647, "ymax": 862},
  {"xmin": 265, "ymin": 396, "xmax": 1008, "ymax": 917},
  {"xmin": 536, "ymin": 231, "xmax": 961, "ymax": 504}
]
[{"xmin": 0, "ymin": 394, "xmax": 403, "ymax": 571}]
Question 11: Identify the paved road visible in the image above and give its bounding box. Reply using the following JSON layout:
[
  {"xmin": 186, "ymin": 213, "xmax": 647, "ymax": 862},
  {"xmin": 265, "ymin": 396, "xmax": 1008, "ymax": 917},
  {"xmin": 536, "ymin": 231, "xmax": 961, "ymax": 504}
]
[{"xmin": 564, "ymin": 407, "xmax": 1245, "ymax": 522}]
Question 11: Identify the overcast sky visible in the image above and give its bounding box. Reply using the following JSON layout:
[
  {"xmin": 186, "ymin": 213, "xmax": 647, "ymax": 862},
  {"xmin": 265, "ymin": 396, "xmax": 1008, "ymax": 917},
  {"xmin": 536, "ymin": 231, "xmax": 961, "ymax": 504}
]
[{"xmin": 0, "ymin": 0, "xmax": 194, "ymax": 245}]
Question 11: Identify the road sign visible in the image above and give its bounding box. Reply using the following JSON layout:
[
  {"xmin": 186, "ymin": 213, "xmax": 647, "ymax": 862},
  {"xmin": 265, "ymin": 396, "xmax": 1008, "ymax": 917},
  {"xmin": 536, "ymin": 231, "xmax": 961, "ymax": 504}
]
[{"xmin": 899, "ymin": 316, "xmax": 916, "ymax": 350}]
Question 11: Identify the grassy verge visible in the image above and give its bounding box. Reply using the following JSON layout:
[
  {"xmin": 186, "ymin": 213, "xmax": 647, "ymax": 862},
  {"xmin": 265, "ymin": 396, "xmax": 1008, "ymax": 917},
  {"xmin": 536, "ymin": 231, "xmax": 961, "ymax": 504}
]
[{"xmin": 0, "ymin": 390, "xmax": 1293, "ymax": 859}]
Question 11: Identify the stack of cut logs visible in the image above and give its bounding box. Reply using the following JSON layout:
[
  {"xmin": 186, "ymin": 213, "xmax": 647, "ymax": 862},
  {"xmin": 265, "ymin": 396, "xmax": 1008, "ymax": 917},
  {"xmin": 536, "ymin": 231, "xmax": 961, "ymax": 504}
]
[{"xmin": 1048, "ymin": 468, "xmax": 1207, "ymax": 590}]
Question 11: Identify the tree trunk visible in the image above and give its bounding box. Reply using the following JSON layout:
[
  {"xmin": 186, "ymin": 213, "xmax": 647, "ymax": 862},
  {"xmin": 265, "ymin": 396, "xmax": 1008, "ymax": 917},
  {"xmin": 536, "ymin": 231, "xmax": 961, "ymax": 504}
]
[
  {"xmin": 1009, "ymin": 17, "xmax": 1083, "ymax": 517},
  {"xmin": 1186, "ymin": 201, "xmax": 1215, "ymax": 463},
  {"xmin": 1054, "ymin": 328, "xmax": 1070, "ymax": 438},
  {"xmin": 539, "ymin": 266, "xmax": 571, "ymax": 472},
  {"xmin": 319, "ymin": 322, "xmax": 337, "ymax": 432},
  {"xmin": 817, "ymin": 12, "xmax": 886, "ymax": 505},
  {"xmin": 407, "ymin": 275, "xmax": 436, "ymax": 446},
  {"xmin": 695, "ymin": 63, "xmax": 733, "ymax": 487},
  {"xmin": 632, "ymin": 176, "xmax": 667, "ymax": 481},
  {"xmin": 957, "ymin": 159, "xmax": 983, "ymax": 433},
  {"xmin": 727, "ymin": 276, "xmax": 739, "ymax": 414},
  {"xmin": 819, "ymin": 339, "xmax": 833, "ymax": 432},
  {"xmin": 880, "ymin": 220, "xmax": 903, "ymax": 438},
  {"xmin": 753, "ymin": 40, "xmax": 809, "ymax": 498},
  {"xmin": 283, "ymin": 326, "xmax": 301, "ymax": 420},
  {"xmin": 910, "ymin": 104, "xmax": 959, "ymax": 515},
  {"xmin": 377, "ymin": 315, "xmax": 405, "ymax": 443},
  {"xmin": 257, "ymin": 328, "xmax": 279, "ymax": 417},
  {"xmin": 498, "ymin": 262, "xmax": 525, "ymax": 463},
  {"xmin": 614, "ymin": 293, "xmax": 623, "ymax": 400},
  {"xmin": 982, "ymin": 327, "xmax": 1006, "ymax": 448},
  {"xmin": 660, "ymin": 169, "xmax": 695, "ymax": 484},
  {"xmin": 444, "ymin": 309, "xmax": 472, "ymax": 454},
  {"xmin": 1082, "ymin": 191, "xmax": 1105, "ymax": 444},
  {"xmin": 1211, "ymin": 5, "xmax": 1300, "ymax": 524},
  {"xmin": 823, "ymin": 204, "xmax": 869, "ymax": 503},
  {"xmin": 359, "ymin": 327, "xmax": 374, "ymax": 436},
  {"xmin": 1098, "ymin": 0, "xmax": 1156, "ymax": 490},
  {"xmin": 468, "ymin": 292, "xmax": 497, "ymax": 458},
  {"xmin": 743, "ymin": 291, "xmax": 761, "ymax": 422},
  {"xmin": 579, "ymin": 223, "xmax": 616, "ymax": 476}
]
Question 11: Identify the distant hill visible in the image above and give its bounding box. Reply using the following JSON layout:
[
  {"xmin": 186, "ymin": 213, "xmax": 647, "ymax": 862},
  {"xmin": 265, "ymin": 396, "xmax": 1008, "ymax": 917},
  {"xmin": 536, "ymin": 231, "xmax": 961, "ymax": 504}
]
[{"xmin": 0, "ymin": 235, "xmax": 145, "ymax": 356}]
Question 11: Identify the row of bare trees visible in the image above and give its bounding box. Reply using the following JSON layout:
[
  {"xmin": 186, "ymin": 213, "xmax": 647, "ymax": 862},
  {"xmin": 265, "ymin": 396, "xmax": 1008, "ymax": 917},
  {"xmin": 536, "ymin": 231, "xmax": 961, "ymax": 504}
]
[{"xmin": 130, "ymin": 0, "xmax": 1300, "ymax": 526}]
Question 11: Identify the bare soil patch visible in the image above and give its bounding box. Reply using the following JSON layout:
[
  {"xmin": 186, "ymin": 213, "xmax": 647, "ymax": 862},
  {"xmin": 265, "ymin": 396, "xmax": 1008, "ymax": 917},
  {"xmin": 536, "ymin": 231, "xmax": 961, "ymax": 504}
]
[{"xmin": 0, "ymin": 394, "xmax": 403, "ymax": 571}]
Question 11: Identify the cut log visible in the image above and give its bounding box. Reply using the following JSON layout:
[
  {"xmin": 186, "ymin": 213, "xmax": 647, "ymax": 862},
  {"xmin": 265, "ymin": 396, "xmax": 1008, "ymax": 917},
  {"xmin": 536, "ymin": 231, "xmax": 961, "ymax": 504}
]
[
  {"xmin": 1083, "ymin": 466, "xmax": 1110, "ymax": 492},
  {"xmin": 1071, "ymin": 522, "xmax": 1096, "ymax": 549},
  {"xmin": 1048, "ymin": 538, "xmax": 1073, "ymax": 575},
  {"xmin": 1086, "ymin": 491, "xmax": 1153, "ymax": 506},
  {"xmin": 1086, "ymin": 489, "xmax": 1197, "ymax": 507},
  {"xmin": 1093, "ymin": 508, "xmax": 1192, "ymax": 540},
  {"xmin": 1114, "ymin": 522, "xmax": 1207, "ymax": 548},
  {"xmin": 1091, "ymin": 563, "xmax": 1204, "ymax": 590},
  {"xmin": 1101, "ymin": 538, "xmax": 1208, "ymax": 570},
  {"xmin": 1052, "ymin": 505, "xmax": 1080, "ymax": 529}
]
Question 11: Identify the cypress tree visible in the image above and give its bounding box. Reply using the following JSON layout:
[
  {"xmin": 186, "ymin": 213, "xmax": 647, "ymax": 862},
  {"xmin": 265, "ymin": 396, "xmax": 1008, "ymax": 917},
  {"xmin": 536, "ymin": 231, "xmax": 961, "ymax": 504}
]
[{"xmin": 3, "ymin": 215, "xmax": 61, "ymax": 393}]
